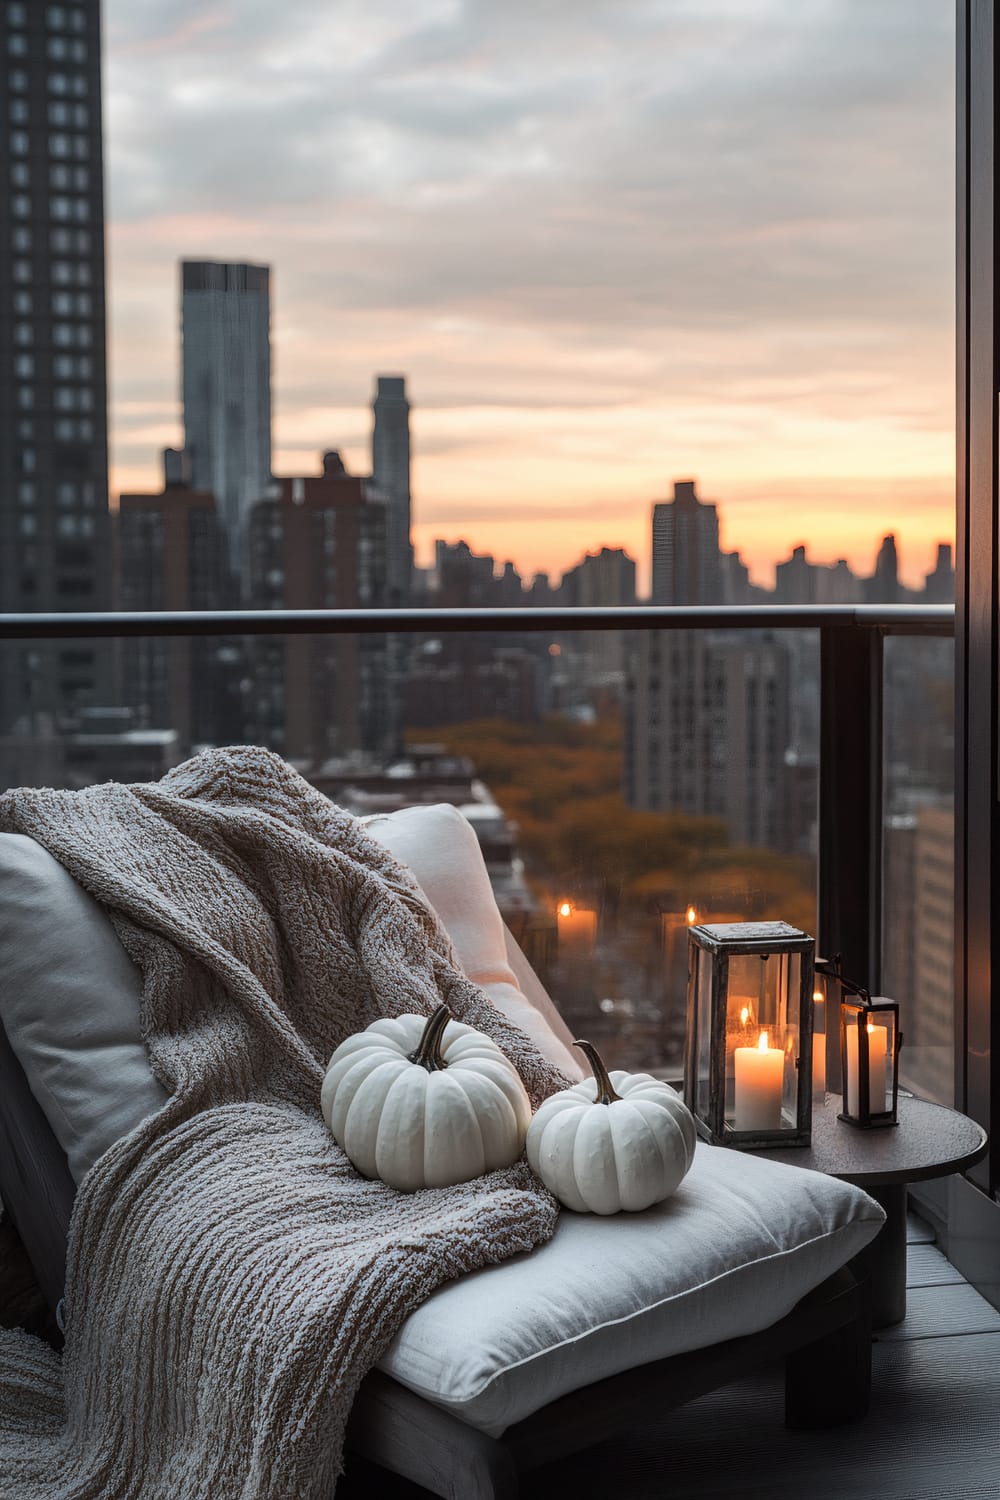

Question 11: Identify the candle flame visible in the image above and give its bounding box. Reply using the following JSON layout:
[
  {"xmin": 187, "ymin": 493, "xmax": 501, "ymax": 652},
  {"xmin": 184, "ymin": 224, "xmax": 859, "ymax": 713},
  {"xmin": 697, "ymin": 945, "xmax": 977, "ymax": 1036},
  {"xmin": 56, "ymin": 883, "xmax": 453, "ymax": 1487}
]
[
  {"xmin": 558, "ymin": 902, "xmax": 571, "ymax": 918},
  {"xmin": 740, "ymin": 1006, "xmax": 750, "ymax": 1027},
  {"xmin": 757, "ymin": 1030, "xmax": 770, "ymax": 1052},
  {"xmin": 813, "ymin": 990, "xmax": 824, "ymax": 1003},
  {"xmin": 867, "ymin": 1022, "xmax": 878, "ymax": 1035},
  {"xmin": 686, "ymin": 906, "xmax": 697, "ymax": 924}
]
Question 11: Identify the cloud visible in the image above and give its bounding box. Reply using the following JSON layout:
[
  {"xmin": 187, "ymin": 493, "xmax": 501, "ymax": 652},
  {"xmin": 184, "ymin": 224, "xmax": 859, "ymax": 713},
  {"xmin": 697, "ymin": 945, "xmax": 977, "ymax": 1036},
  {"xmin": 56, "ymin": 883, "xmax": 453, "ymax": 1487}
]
[{"xmin": 104, "ymin": 0, "xmax": 955, "ymax": 582}]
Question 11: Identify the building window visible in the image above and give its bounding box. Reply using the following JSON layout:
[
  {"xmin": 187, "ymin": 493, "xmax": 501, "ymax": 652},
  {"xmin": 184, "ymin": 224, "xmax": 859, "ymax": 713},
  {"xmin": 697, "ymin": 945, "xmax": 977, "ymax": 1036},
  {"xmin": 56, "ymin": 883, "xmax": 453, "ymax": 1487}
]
[
  {"xmin": 11, "ymin": 192, "xmax": 30, "ymax": 216},
  {"xmin": 8, "ymin": 96, "xmax": 28, "ymax": 122},
  {"xmin": 75, "ymin": 228, "xmax": 89, "ymax": 250},
  {"xmin": 48, "ymin": 100, "xmax": 70, "ymax": 124},
  {"xmin": 7, "ymin": 3, "xmax": 27, "ymax": 23},
  {"xmin": 52, "ymin": 289, "xmax": 73, "ymax": 314},
  {"xmin": 53, "ymin": 322, "xmax": 73, "ymax": 345},
  {"xmin": 73, "ymin": 104, "xmax": 87, "ymax": 127},
  {"xmin": 54, "ymin": 418, "xmax": 75, "ymax": 441},
  {"xmin": 76, "ymin": 322, "xmax": 91, "ymax": 346},
  {"xmin": 69, "ymin": 9, "xmax": 84, "ymax": 31},
  {"xmin": 21, "ymin": 448, "xmax": 35, "ymax": 473},
  {"xmin": 71, "ymin": 72, "xmax": 85, "ymax": 94},
  {"xmin": 46, "ymin": 36, "xmax": 68, "ymax": 59},
  {"xmin": 73, "ymin": 165, "xmax": 88, "ymax": 189},
  {"xmin": 10, "ymin": 161, "xmax": 29, "ymax": 186},
  {"xmin": 7, "ymin": 32, "xmax": 26, "ymax": 56},
  {"xmin": 13, "ymin": 259, "xmax": 30, "ymax": 282},
  {"xmin": 73, "ymin": 196, "xmax": 88, "ymax": 221},
  {"xmin": 18, "ymin": 481, "xmax": 34, "ymax": 505},
  {"xmin": 50, "ymin": 194, "xmax": 72, "ymax": 219},
  {"xmin": 17, "ymin": 386, "xmax": 33, "ymax": 409},
  {"xmin": 13, "ymin": 290, "xmax": 31, "ymax": 313},
  {"xmin": 19, "ymin": 515, "xmax": 36, "ymax": 537},
  {"xmin": 70, "ymin": 39, "xmax": 85, "ymax": 62},
  {"xmin": 48, "ymin": 72, "xmax": 69, "ymax": 94},
  {"xmin": 73, "ymin": 136, "xmax": 88, "ymax": 159},
  {"xmin": 14, "ymin": 322, "xmax": 32, "ymax": 345},
  {"xmin": 9, "ymin": 129, "xmax": 28, "ymax": 153},
  {"xmin": 52, "ymin": 259, "xmax": 72, "ymax": 283},
  {"xmin": 49, "ymin": 133, "xmax": 70, "ymax": 157},
  {"xmin": 50, "ymin": 227, "xmax": 72, "ymax": 251},
  {"xmin": 46, "ymin": 5, "xmax": 66, "ymax": 27},
  {"xmin": 11, "ymin": 225, "xmax": 31, "ymax": 250},
  {"xmin": 50, "ymin": 164, "xmax": 71, "ymax": 188},
  {"xmin": 13, "ymin": 353, "xmax": 33, "ymax": 377},
  {"xmin": 76, "ymin": 290, "xmax": 90, "ymax": 313},
  {"xmin": 55, "ymin": 386, "xmax": 76, "ymax": 410},
  {"xmin": 8, "ymin": 65, "xmax": 26, "ymax": 88}
]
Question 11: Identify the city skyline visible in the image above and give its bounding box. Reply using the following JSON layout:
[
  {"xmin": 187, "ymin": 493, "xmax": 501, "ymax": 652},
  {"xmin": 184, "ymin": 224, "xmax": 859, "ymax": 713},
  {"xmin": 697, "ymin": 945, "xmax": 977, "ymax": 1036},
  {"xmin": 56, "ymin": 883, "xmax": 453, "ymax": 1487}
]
[{"xmin": 104, "ymin": 1, "xmax": 953, "ymax": 591}]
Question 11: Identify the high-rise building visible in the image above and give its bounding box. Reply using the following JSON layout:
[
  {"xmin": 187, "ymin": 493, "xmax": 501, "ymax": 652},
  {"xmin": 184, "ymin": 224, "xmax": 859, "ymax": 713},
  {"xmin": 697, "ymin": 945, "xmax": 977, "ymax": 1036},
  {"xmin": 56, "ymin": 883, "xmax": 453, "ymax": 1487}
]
[
  {"xmin": 0, "ymin": 0, "xmax": 112, "ymax": 753},
  {"xmin": 181, "ymin": 260, "xmax": 272, "ymax": 587},
  {"xmin": 245, "ymin": 452, "xmax": 392, "ymax": 761},
  {"xmin": 371, "ymin": 375, "xmax": 411, "ymax": 602},
  {"xmin": 867, "ymin": 533, "xmax": 900, "ymax": 604},
  {"xmin": 651, "ymin": 480, "xmax": 723, "ymax": 605},
  {"xmin": 116, "ymin": 452, "xmax": 228, "ymax": 749},
  {"xmin": 924, "ymin": 542, "xmax": 955, "ymax": 602}
]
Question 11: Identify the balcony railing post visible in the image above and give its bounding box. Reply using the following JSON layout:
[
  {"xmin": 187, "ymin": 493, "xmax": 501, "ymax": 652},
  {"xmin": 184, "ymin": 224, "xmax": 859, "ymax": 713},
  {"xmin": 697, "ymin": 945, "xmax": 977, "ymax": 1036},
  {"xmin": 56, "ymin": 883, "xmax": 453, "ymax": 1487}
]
[{"xmin": 818, "ymin": 625, "xmax": 884, "ymax": 1095}]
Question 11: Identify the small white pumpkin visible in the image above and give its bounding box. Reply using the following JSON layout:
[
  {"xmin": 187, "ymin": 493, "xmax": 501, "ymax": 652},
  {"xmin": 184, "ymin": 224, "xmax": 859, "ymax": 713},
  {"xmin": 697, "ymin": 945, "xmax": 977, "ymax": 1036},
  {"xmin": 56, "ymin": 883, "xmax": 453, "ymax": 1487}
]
[
  {"xmin": 321, "ymin": 1004, "xmax": 532, "ymax": 1192},
  {"xmin": 526, "ymin": 1039, "xmax": 697, "ymax": 1214}
]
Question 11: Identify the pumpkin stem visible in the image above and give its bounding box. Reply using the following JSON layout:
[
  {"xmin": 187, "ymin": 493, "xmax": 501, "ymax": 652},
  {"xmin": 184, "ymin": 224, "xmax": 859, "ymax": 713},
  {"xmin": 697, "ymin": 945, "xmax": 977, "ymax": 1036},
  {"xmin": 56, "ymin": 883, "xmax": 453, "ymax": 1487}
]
[
  {"xmin": 574, "ymin": 1039, "xmax": 622, "ymax": 1104},
  {"xmin": 408, "ymin": 1003, "xmax": 452, "ymax": 1072}
]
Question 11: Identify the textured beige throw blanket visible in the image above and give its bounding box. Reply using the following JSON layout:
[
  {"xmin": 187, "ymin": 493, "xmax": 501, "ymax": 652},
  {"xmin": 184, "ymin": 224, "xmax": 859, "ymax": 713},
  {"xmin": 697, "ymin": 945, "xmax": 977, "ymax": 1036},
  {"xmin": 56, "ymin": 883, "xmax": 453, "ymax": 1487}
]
[{"xmin": 0, "ymin": 747, "xmax": 566, "ymax": 1499}]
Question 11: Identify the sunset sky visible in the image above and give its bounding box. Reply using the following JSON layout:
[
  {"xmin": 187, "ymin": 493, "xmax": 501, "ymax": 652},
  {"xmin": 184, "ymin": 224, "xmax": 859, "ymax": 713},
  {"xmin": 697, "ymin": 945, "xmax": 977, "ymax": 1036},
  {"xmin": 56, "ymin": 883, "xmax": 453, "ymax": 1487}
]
[{"xmin": 104, "ymin": 0, "xmax": 955, "ymax": 592}]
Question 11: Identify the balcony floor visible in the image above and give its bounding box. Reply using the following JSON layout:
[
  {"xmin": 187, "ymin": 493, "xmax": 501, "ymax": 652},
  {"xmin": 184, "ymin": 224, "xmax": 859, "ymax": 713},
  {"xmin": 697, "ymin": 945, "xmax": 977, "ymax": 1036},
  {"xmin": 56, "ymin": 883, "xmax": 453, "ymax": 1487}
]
[{"xmin": 344, "ymin": 1210, "xmax": 1000, "ymax": 1499}]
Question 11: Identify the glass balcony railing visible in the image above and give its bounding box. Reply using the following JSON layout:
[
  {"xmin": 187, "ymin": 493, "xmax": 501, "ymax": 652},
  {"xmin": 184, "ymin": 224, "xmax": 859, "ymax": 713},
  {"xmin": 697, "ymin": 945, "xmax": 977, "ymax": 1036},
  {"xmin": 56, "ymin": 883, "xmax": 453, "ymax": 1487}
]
[{"xmin": 0, "ymin": 604, "xmax": 954, "ymax": 1086}]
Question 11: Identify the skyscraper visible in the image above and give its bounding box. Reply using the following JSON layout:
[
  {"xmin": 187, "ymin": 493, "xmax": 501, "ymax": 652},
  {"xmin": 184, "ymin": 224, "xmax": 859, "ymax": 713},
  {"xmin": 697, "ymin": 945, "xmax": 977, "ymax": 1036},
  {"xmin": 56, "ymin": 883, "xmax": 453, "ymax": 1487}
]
[
  {"xmin": 651, "ymin": 480, "xmax": 722, "ymax": 605},
  {"xmin": 371, "ymin": 375, "xmax": 412, "ymax": 602},
  {"xmin": 0, "ymin": 0, "xmax": 112, "ymax": 746},
  {"xmin": 181, "ymin": 260, "xmax": 272, "ymax": 588}
]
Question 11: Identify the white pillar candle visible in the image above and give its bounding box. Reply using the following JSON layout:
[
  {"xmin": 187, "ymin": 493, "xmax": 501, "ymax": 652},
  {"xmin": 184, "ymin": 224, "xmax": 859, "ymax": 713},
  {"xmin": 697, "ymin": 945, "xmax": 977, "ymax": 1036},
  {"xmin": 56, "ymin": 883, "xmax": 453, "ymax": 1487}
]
[
  {"xmin": 812, "ymin": 993, "xmax": 826, "ymax": 1097},
  {"xmin": 845, "ymin": 1022, "xmax": 888, "ymax": 1117},
  {"xmin": 734, "ymin": 1030, "xmax": 784, "ymax": 1131}
]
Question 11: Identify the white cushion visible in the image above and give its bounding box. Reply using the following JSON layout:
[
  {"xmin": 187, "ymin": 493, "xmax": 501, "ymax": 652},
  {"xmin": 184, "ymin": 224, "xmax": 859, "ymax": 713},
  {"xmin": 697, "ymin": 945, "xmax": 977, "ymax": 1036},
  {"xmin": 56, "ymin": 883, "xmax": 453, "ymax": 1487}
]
[
  {"xmin": 0, "ymin": 833, "xmax": 169, "ymax": 1183},
  {"xmin": 378, "ymin": 1142, "xmax": 885, "ymax": 1435},
  {"xmin": 363, "ymin": 804, "xmax": 584, "ymax": 1080}
]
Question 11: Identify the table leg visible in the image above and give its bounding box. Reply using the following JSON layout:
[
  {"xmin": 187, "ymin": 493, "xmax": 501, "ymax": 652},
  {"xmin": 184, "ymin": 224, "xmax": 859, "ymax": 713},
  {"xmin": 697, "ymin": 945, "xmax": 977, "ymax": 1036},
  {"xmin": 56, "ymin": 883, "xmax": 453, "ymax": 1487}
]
[{"xmin": 850, "ymin": 1182, "xmax": 907, "ymax": 1328}]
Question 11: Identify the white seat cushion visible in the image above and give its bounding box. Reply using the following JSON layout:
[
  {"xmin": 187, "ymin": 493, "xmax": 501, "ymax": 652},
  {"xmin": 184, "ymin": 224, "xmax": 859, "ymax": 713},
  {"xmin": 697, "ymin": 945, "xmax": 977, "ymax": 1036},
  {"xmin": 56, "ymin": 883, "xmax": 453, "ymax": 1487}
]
[{"xmin": 378, "ymin": 1142, "xmax": 885, "ymax": 1435}]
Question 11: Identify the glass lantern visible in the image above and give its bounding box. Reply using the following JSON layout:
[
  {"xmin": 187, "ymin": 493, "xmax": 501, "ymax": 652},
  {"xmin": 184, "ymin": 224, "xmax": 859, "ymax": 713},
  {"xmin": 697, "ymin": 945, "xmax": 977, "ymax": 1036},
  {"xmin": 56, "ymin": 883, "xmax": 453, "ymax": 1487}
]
[
  {"xmin": 838, "ymin": 990, "xmax": 902, "ymax": 1129},
  {"xmin": 811, "ymin": 953, "xmax": 842, "ymax": 1100},
  {"xmin": 683, "ymin": 921, "xmax": 815, "ymax": 1149}
]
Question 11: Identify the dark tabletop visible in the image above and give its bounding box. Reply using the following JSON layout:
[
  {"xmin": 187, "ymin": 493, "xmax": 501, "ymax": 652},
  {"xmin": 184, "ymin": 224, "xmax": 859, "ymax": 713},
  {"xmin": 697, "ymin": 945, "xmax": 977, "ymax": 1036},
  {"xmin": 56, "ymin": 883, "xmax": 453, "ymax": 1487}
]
[{"xmin": 751, "ymin": 1093, "xmax": 988, "ymax": 1186}]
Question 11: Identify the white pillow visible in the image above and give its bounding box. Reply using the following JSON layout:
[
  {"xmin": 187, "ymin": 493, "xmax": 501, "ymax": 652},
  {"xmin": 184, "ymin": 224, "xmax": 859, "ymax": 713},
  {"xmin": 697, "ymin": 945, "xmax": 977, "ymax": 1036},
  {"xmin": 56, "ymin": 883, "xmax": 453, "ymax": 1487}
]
[
  {"xmin": 0, "ymin": 833, "xmax": 169, "ymax": 1183},
  {"xmin": 378, "ymin": 1142, "xmax": 885, "ymax": 1435},
  {"xmin": 363, "ymin": 804, "xmax": 585, "ymax": 1080}
]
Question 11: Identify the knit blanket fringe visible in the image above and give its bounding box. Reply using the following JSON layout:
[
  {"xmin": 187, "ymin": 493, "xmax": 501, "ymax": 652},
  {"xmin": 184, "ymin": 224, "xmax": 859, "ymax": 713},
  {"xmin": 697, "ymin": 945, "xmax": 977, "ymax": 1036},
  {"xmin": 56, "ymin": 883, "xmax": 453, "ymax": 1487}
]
[{"xmin": 0, "ymin": 747, "xmax": 565, "ymax": 1499}]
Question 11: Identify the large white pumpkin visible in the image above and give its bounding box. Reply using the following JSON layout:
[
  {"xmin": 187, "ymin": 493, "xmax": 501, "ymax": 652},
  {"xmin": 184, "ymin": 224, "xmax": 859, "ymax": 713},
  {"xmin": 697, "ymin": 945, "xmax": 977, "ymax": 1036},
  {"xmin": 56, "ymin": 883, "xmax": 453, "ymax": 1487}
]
[
  {"xmin": 526, "ymin": 1040, "xmax": 697, "ymax": 1214},
  {"xmin": 321, "ymin": 1004, "xmax": 532, "ymax": 1192}
]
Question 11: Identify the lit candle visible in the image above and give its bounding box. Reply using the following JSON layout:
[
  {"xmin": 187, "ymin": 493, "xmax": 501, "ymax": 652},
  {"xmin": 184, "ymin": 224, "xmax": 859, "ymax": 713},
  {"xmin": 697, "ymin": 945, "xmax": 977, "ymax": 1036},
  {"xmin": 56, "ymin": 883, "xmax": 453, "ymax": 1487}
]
[
  {"xmin": 812, "ymin": 990, "xmax": 826, "ymax": 1097},
  {"xmin": 556, "ymin": 901, "xmax": 597, "ymax": 957},
  {"xmin": 734, "ymin": 1029, "xmax": 784, "ymax": 1132},
  {"xmin": 845, "ymin": 1021, "xmax": 888, "ymax": 1117}
]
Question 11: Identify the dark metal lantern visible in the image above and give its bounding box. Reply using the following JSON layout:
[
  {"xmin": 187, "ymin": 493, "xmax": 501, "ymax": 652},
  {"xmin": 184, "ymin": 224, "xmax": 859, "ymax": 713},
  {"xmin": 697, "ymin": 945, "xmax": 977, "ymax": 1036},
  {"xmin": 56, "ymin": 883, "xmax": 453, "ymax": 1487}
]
[
  {"xmin": 837, "ymin": 987, "xmax": 902, "ymax": 1129},
  {"xmin": 683, "ymin": 921, "xmax": 815, "ymax": 1149}
]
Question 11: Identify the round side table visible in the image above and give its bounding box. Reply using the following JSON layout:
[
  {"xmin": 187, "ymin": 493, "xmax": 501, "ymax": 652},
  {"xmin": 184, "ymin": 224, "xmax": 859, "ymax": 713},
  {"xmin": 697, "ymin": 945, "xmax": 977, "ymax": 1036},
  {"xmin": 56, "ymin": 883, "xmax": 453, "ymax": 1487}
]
[{"xmin": 749, "ymin": 1094, "xmax": 988, "ymax": 1327}]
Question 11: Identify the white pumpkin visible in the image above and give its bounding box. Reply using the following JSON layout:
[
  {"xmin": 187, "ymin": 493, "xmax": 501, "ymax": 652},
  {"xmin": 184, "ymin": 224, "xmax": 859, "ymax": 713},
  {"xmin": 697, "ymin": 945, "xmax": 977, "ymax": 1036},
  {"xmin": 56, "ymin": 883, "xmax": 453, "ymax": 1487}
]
[
  {"xmin": 321, "ymin": 1004, "xmax": 532, "ymax": 1192},
  {"xmin": 526, "ymin": 1040, "xmax": 697, "ymax": 1214}
]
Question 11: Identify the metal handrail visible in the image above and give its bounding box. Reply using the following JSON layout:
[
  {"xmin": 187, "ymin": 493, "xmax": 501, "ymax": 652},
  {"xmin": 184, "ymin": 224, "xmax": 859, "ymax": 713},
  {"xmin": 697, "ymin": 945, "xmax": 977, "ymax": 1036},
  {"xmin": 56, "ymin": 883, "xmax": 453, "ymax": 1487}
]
[{"xmin": 0, "ymin": 604, "xmax": 956, "ymax": 639}]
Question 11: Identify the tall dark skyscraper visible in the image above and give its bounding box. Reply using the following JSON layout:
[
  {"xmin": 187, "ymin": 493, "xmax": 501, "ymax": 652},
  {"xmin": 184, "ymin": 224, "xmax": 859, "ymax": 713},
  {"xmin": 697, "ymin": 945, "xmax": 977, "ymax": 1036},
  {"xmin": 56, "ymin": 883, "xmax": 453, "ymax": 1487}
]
[
  {"xmin": 651, "ymin": 480, "xmax": 723, "ymax": 605},
  {"xmin": 0, "ymin": 0, "xmax": 112, "ymax": 738},
  {"xmin": 181, "ymin": 260, "xmax": 272, "ymax": 589},
  {"xmin": 371, "ymin": 374, "xmax": 412, "ymax": 602}
]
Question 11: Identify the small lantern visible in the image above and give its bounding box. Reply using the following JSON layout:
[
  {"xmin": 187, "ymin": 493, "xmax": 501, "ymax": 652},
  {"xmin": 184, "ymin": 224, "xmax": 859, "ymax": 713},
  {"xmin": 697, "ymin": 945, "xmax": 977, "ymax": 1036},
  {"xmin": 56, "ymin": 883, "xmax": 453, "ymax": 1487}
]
[
  {"xmin": 833, "ymin": 973, "xmax": 902, "ymax": 1129},
  {"xmin": 810, "ymin": 953, "xmax": 842, "ymax": 1100},
  {"xmin": 683, "ymin": 921, "xmax": 815, "ymax": 1149}
]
